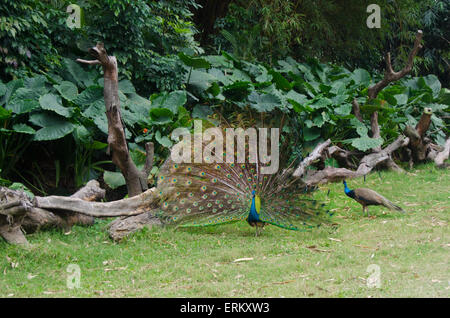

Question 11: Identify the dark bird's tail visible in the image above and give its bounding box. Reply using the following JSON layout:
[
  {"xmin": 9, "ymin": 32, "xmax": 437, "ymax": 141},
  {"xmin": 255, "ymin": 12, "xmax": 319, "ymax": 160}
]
[{"xmin": 381, "ymin": 198, "xmax": 405, "ymax": 213}]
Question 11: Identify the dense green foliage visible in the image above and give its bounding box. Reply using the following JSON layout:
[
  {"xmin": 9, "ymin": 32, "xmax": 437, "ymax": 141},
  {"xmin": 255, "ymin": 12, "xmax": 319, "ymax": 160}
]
[
  {"xmin": 209, "ymin": 0, "xmax": 449, "ymax": 84},
  {"xmin": 0, "ymin": 0, "xmax": 448, "ymax": 195},
  {"xmin": 174, "ymin": 53, "xmax": 449, "ymax": 154},
  {"xmin": 0, "ymin": 0, "xmax": 201, "ymax": 95}
]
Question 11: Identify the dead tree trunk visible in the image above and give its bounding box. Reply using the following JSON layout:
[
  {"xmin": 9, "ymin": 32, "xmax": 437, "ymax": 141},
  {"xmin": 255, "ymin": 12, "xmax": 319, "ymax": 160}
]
[
  {"xmin": 350, "ymin": 30, "xmax": 423, "ymax": 171},
  {"xmin": 434, "ymin": 138, "xmax": 450, "ymax": 168},
  {"xmin": 22, "ymin": 180, "xmax": 105, "ymax": 233},
  {"xmin": 403, "ymin": 107, "xmax": 433, "ymax": 162},
  {"xmin": 0, "ymin": 180, "xmax": 106, "ymax": 243},
  {"xmin": 0, "ymin": 188, "xmax": 31, "ymax": 244},
  {"xmin": 295, "ymin": 135, "xmax": 410, "ymax": 186},
  {"xmin": 76, "ymin": 43, "xmax": 153, "ymax": 197}
]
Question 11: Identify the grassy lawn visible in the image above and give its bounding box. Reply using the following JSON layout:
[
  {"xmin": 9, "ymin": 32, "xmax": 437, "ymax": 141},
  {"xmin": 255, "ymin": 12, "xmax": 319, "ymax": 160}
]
[{"xmin": 0, "ymin": 163, "xmax": 448, "ymax": 297}]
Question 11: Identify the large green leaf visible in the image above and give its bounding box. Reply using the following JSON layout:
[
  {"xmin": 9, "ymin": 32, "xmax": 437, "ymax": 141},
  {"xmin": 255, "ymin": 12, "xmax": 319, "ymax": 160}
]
[
  {"xmin": 155, "ymin": 130, "xmax": 173, "ymax": 147},
  {"xmin": 72, "ymin": 124, "xmax": 91, "ymax": 144},
  {"xmin": 394, "ymin": 93, "xmax": 408, "ymax": 105},
  {"xmin": 29, "ymin": 112, "xmax": 75, "ymax": 141},
  {"xmin": 6, "ymin": 87, "xmax": 41, "ymax": 114},
  {"xmin": 192, "ymin": 105, "xmax": 213, "ymax": 119},
  {"xmin": 149, "ymin": 108, "xmax": 174, "ymax": 125},
  {"xmin": 178, "ymin": 52, "xmax": 211, "ymax": 69},
  {"xmin": 438, "ymin": 88, "xmax": 450, "ymax": 106},
  {"xmin": 334, "ymin": 103, "xmax": 352, "ymax": 116},
  {"xmin": 229, "ymin": 69, "xmax": 252, "ymax": 83},
  {"xmin": 0, "ymin": 81, "xmax": 6, "ymax": 97},
  {"xmin": 351, "ymin": 68, "xmax": 371, "ymax": 86},
  {"xmin": 82, "ymin": 100, "xmax": 108, "ymax": 134},
  {"xmin": 24, "ymin": 76, "xmax": 48, "ymax": 94},
  {"xmin": 103, "ymin": 170, "xmax": 126, "ymax": 189},
  {"xmin": 268, "ymin": 69, "xmax": 292, "ymax": 91},
  {"xmin": 12, "ymin": 123, "xmax": 36, "ymax": 134},
  {"xmin": 208, "ymin": 68, "xmax": 232, "ymax": 86},
  {"xmin": 187, "ymin": 70, "xmax": 218, "ymax": 91},
  {"xmin": 150, "ymin": 90, "xmax": 187, "ymax": 115},
  {"xmin": 421, "ymin": 75, "xmax": 441, "ymax": 98},
  {"xmin": 74, "ymin": 86, "xmax": 104, "ymax": 106},
  {"xmin": 310, "ymin": 97, "xmax": 332, "ymax": 109},
  {"xmin": 204, "ymin": 55, "xmax": 233, "ymax": 68},
  {"xmin": 303, "ymin": 127, "xmax": 321, "ymax": 141},
  {"xmin": 351, "ymin": 136, "xmax": 383, "ymax": 151},
  {"xmin": 0, "ymin": 106, "xmax": 11, "ymax": 120},
  {"xmin": 118, "ymin": 79, "xmax": 136, "ymax": 95},
  {"xmin": 329, "ymin": 81, "xmax": 347, "ymax": 95},
  {"xmin": 6, "ymin": 98, "xmax": 40, "ymax": 114},
  {"xmin": 1, "ymin": 79, "xmax": 24, "ymax": 106},
  {"xmin": 54, "ymin": 81, "xmax": 78, "ymax": 101},
  {"xmin": 39, "ymin": 93, "xmax": 72, "ymax": 118},
  {"xmin": 248, "ymin": 92, "xmax": 282, "ymax": 112},
  {"xmin": 63, "ymin": 58, "xmax": 94, "ymax": 88},
  {"xmin": 286, "ymin": 90, "xmax": 308, "ymax": 105},
  {"xmin": 222, "ymin": 81, "xmax": 252, "ymax": 101}
]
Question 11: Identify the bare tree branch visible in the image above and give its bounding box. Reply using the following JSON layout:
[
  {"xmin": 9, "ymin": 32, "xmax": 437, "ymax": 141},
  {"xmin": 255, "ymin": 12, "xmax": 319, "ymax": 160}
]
[
  {"xmin": 77, "ymin": 43, "xmax": 151, "ymax": 197},
  {"xmin": 351, "ymin": 98, "xmax": 363, "ymax": 123},
  {"xmin": 293, "ymin": 139, "xmax": 331, "ymax": 177},
  {"xmin": 368, "ymin": 30, "xmax": 423, "ymax": 99}
]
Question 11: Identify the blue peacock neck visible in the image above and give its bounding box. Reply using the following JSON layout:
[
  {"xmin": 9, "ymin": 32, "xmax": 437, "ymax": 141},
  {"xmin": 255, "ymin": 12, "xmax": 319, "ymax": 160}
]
[
  {"xmin": 343, "ymin": 181, "xmax": 355, "ymax": 198},
  {"xmin": 248, "ymin": 194, "xmax": 260, "ymax": 222},
  {"xmin": 343, "ymin": 181, "xmax": 351, "ymax": 193}
]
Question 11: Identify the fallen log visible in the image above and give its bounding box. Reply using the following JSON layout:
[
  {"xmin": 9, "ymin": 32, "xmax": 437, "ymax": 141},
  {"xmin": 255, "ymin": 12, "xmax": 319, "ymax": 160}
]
[
  {"xmin": 0, "ymin": 188, "xmax": 32, "ymax": 244},
  {"xmin": 108, "ymin": 211, "xmax": 162, "ymax": 242},
  {"xmin": 304, "ymin": 167, "xmax": 358, "ymax": 186},
  {"xmin": 435, "ymin": 138, "xmax": 450, "ymax": 168},
  {"xmin": 293, "ymin": 139, "xmax": 331, "ymax": 177},
  {"xmin": 404, "ymin": 107, "xmax": 433, "ymax": 162},
  {"xmin": 327, "ymin": 145, "xmax": 360, "ymax": 170},
  {"xmin": 303, "ymin": 135, "xmax": 409, "ymax": 186},
  {"xmin": 22, "ymin": 180, "xmax": 105, "ymax": 233},
  {"xmin": 34, "ymin": 187, "xmax": 159, "ymax": 218}
]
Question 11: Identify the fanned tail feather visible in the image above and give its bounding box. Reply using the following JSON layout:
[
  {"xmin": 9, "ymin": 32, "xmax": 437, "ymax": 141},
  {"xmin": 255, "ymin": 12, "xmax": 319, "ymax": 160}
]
[{"xmin": 155, "ymin": 116, "xmax": 333, "ymax": 231}]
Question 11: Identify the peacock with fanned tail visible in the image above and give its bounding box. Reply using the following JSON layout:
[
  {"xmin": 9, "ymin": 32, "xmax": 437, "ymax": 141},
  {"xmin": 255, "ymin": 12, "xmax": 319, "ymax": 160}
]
[{"xmin": 154, "ymin": 116, "xmax": 334, "ymax": 235}]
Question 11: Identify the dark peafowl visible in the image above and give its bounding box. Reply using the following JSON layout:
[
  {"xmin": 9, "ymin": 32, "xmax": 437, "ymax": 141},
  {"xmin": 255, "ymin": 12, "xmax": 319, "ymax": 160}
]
[
  {"xmin": 343, "ymin": 180, "xmax": 405, "ymax": 216},
  {"xmin": 155, "ymin": 117, "xmax": 333, "ymax": 235}
]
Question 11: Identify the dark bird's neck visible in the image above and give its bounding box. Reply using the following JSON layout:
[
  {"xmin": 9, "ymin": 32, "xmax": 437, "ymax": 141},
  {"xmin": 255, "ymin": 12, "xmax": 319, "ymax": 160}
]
[
  {"xmin": 343, "ymin": 183, "xmax": 355, "ymax": 199},
  {"xmin": 247, "ymin": 196, "xmax": 260, "ymax": 223}
]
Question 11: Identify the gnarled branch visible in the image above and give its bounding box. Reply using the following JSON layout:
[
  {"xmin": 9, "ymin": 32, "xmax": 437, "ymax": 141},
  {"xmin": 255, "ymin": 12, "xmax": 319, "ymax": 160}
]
[{"xmin": 77, "ymin": 43, "xmax": 151, "ymax": 197}]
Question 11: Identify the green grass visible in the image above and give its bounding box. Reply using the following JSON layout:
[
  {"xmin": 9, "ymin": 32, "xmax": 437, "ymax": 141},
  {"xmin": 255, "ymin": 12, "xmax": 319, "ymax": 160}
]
[{"xmin": 1, "ymin": 163, "xmax": 449, "ymax": 297}]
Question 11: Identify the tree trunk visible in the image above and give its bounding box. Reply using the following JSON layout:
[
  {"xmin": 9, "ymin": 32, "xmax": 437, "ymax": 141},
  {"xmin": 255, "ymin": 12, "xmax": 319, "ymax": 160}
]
[
  {"xmin": 434, "ymin": 138, "xmax": 450, "ymax": 168},
  {"xmin": 76, "ymin": 43, "xmax": 153, "ymax": 197},
  {"xmin": 0, "ymin": 188, "xmax": 31, "ymax": 244}
]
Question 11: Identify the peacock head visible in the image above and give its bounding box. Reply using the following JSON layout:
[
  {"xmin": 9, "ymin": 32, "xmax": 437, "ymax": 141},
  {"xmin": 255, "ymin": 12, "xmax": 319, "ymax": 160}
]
[
  {"xmin": 342, "ymin": 180, "xmax": 347, "ymax": 186},
  {"xmin": 251, "ymin": 190, "xmax": 256, "ymax": 197}
]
